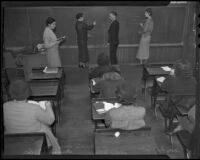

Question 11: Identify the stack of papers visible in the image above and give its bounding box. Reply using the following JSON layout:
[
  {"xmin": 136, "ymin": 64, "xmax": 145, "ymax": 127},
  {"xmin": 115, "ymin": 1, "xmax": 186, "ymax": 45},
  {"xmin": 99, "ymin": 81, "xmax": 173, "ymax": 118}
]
[
  {"xmin": 95, "ymin": 102, "xmax": 122, "ymax": 114},
  {"xmin": 28, "ymin": 100, "xmax": 47, "ymax": 110},
  {"xmin": 156, "ymin": 77, "xmax": 166, "ymax": 83},
  {"xmin": 43, "ymin": 67, "xmax": 58, "ymax": 73},
  {"xmin": 161, "ymin": 66, "xmax": 172, "ymax": 72}
]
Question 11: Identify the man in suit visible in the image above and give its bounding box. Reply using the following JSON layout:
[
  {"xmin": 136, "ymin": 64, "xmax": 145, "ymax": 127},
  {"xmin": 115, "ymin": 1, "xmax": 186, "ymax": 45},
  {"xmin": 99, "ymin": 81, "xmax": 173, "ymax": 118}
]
[
  {"xmin": 107, "ymin": 11, "xmax": 119, "ymax": 65},
  {"xmin": 75, "ymin": 13, "xmax": 96, "ymax": 68}
]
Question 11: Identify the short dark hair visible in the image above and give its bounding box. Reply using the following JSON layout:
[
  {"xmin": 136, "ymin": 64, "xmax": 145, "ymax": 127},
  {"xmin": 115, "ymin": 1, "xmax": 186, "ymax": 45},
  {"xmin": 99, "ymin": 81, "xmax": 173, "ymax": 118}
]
[
  {"xmin": 76, "ymin": 13, "xmax": 83, "ymax": 20},
  {"xmin": 97, "ymin": 53, "xmax": 110, "ymax": 66},
  {"xmin": 174, "ymin": 59, "xmax": 193, "ymax": 77},
  {"xmin": 110, "ymin": 11, "xmax": 117, "ymax": 17},
  {"xmin": 145, "ymin": 8, "xmax": 152, "ymax": 16},
  {"xmin": 46, "ymin": 17, "xmax": 56, "ymax": 26}
]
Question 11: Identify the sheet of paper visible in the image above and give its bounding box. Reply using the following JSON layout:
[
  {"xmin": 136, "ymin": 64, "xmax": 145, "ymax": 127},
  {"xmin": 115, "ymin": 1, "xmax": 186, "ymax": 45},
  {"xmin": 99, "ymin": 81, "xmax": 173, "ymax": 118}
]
[
  {"xmin": 156, "ymin": 77, "xmax": 166, "ymax": 83},
  {"xmin": 38, "ymin": 101, "xmax": 47, "ymax": 110},
  {"xmin": 161, "ymin": 66, "xmax": 172, "ymax": 72},
  {"xmin": 28, "ymin": 100, "xmax": 46, "ymax": 110},
  {"xmin": 96, "ymin": 109, "xmax": 107, "ymax": 114},
  {"xmin": 91, "ymin": 79, "xmax": 96, "ymax": 85}
]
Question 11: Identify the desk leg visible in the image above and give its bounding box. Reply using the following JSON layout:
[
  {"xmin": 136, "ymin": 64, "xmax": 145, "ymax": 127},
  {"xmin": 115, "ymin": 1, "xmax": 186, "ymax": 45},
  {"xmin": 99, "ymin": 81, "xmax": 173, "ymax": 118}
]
[{"xmin": 144, "ymin": 80, "xmax": 147, "ymax": 99}]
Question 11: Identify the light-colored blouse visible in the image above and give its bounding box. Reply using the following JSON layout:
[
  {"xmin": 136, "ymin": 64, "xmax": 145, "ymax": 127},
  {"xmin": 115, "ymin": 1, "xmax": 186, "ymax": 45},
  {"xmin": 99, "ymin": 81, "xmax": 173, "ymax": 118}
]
[{"xmin": 142, "ymin": 17, "xmax": 154, "ymax": 37}]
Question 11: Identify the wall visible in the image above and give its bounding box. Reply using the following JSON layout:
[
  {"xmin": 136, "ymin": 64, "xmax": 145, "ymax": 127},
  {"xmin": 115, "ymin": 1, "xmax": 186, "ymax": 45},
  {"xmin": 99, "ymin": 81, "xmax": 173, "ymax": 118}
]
[{"xmin": 3, "ymin": 3, "xmax": 195, "ymax": 66}]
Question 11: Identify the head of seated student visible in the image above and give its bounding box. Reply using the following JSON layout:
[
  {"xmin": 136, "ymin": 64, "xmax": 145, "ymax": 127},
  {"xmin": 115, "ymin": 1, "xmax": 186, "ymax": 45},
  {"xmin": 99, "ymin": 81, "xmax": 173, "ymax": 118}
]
[
  {"xmin": 102, "ymin": 71, "xmax": 123, "ymax": 81},
  {"xmin": 173, "ymin": 59, "xmax": 193, "ymax": 78},
  {"xmin": 9, "ymin": 79, "xmax": 31, "ymax": 101},
  {"xmin": 105, "ymin": 81, "xmax": 146, "ymax": 130},
  {"xmin": 97, "ymin": 52, "xmax": 110, "ymax": 67}
]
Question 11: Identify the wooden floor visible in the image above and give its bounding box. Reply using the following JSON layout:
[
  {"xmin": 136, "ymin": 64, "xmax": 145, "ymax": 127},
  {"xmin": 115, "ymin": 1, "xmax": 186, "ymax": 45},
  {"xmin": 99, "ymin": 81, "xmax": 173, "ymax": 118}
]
[{"xmin": 52, "ymin": 64, "xmax": 185, "ymax": 157}]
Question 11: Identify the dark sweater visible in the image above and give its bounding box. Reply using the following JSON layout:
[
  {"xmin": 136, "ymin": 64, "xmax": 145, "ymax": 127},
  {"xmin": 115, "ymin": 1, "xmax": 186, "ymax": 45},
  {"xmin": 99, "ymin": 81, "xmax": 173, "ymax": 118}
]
[{"xmin": 89, "ymin": 65, "xmax": 121, "ymax": 79}]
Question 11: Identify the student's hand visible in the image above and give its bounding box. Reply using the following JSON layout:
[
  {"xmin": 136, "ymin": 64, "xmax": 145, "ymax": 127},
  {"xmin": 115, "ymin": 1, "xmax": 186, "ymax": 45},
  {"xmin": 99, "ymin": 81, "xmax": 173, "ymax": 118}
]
[
  {"xmin": 56, "ymin": 40, "xmax": 62, "ymax": 44},
  {"xmin": 45, "ymin": 101, "xmax": 52, "ymax": 108},
  {"xmin": 106, "ymin": 42, "xmax": 110, "ymax": 46},
  {"xmin": 139, "ymin": 22, "xmax": 143, "ymax": 27},
  {"xmin": 93, "ymin": 21, "xmax": 96, "ymax": 25},
  {"xmin": 62, "ymin": 36, "xmax": 66, "ymax": 41}
]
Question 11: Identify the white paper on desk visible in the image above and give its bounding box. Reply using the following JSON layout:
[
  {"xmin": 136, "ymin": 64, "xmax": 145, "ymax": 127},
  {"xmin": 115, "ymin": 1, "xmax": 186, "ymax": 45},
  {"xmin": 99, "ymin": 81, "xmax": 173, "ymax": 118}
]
[
  {"xmin": 43, "ymin": 67, "xmax": 58, "ymax": 73},
  {"xmin": 91, "ymin": 79, "xmax": 96, "ymax": 85},
  {"xmin": 96, "ymin": 109, "xmax": 106, "ymax": 114},
  {"xmin": 43, "ymin": 66, "xmax": 48, "ymax": 73},
  {"xmin": 161, "ymin": 66, "xmax": 172, "ymax": 72},
  {"xmin": 156, "ymin": 77, "xmax": 166, "ymax": 83},
  {"xmin": 28, "ymin": 100, "xmax": 46, "ymax": 110},
  {"xmin": 103, "ymin": 102, "xmax": 121, "ymax": 111}
]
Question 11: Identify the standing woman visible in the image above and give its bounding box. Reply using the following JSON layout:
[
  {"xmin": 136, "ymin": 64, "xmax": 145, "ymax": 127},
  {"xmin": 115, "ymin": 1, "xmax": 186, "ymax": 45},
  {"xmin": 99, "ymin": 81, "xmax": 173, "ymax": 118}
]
[
  {"xmin": 136, "ymin": 8, "xmax": 154, "ymax": 65},
  {"xmin": 75, "ymin": 13, "xmax": 96, "ymax": 68},
  {"xmin": 43, "ymin": 17, "xmax": 65, "ymax": 67}
]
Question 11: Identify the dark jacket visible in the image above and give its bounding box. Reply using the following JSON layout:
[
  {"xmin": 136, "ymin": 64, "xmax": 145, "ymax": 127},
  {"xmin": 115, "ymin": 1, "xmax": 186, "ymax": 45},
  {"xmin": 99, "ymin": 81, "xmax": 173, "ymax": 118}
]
[
  {"xmin": 75, "ymin": 21, "xmax": 94, "ymax": 42},
  {"xmin": 161, "ymin": 76, "xmax": 196, "ymax": 95},
  {"xmin": 108, "ymin": 20, "xmax": 119, "ymax": 44},
  {"xmin": 89, "ymin": 65, "xmax": 121, "ymax": 79},
  {"xmin": 161, "ymin": 76, "xmax": 197, "ymax": 113}
]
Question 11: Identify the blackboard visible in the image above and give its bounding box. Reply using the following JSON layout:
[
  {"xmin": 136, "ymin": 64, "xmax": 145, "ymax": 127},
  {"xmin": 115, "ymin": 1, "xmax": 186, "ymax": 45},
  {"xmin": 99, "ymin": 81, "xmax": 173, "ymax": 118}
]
[{"xmin": 3, "ymin": 5, "xmax": 187, "ymax": 47}]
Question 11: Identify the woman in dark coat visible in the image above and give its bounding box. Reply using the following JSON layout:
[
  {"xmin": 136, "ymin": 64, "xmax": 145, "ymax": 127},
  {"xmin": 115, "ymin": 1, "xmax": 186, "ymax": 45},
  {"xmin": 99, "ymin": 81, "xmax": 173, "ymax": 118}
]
[{"xmin": 75, "ymin": 13, "xmax": 96, "ymax": 68}]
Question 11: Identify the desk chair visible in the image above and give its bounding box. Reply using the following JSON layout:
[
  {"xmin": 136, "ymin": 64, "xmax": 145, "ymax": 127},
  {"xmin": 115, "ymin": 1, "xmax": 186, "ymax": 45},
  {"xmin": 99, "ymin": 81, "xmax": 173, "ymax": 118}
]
[
  {"xmin": 159, "ymin": 94, "xmax": 195, "ymax": 146},
  {"xmin": 176, "ymin": 130, "xmax": 191, "ymax": 159}
]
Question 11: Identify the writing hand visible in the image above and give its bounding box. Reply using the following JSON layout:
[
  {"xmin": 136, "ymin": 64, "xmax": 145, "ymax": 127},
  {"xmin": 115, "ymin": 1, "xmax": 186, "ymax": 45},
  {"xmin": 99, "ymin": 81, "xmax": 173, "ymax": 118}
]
[
  {"xmin": 93, "ymin": 21, "xmax": 96, "ymax": 25},
  {"xmin": 106, "ymin": 43, "xmax": 110, "ymax": 46},
  {"xmin": 139, "ymin": 23, "xmax": 143, "ymax": 27}
]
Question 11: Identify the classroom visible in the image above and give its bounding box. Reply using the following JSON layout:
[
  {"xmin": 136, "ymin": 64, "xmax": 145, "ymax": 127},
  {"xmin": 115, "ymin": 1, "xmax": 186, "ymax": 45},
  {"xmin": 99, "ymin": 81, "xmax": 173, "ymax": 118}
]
[{"xmin": 1, "ymin": 1, "xmax": 200, "ymax": 159}]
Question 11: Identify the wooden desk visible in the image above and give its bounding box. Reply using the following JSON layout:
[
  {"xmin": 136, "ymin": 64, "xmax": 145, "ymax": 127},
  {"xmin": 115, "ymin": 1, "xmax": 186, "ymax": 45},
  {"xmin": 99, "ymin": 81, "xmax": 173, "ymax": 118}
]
[
  {"xmin": 29, "ymin": 67, "xmax": 65, "ymax": 98},
  {"xmin": 4, "ymin": 132, "xmax": 48, "ymax": 155},
  {"xmin": 91, "ymin": 98, "xmax": 118, "ymax": 129},
  {"xmin": 94, "ymin": 131, "xmax": 158, "ymax": 155},
  {"xmin": 28, "ymin": 80, "xmax": 61, "ymax": 134},
  {"xmin": 142, "ymin": 65, "xmax": 171, "ymax": 98}
]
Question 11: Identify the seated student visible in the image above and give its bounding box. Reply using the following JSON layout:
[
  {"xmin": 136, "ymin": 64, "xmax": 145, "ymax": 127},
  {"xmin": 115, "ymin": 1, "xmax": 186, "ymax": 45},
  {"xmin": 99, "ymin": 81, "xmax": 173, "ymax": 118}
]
[
  {"xmin": 89, "ymin": 52, "xmax": 120, "ymax": 79},
  {"xmin": 3, "ymin": 79, "xmax": 61, "ymax": 154},
  {"xmin": 93, "ymin": 72, "xmax": 124, "ymax": 99},
  {"xmin": 104, "ymin": 81, "xmax": 146, "ymax": 130},
  {"xmin": 160, "ymin": 59, "xmax": 196, "ymax": 118}
]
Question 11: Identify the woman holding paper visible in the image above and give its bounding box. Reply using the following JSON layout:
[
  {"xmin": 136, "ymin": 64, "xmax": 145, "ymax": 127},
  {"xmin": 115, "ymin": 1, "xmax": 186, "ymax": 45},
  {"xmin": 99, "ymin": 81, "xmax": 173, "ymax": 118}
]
[
  {"xmin": 3, "ymin": 79, "xmax": 61, "ymax": 154},
  {"xmin": 43, "ymin": 17, "xmax": 65, "ymax": 67},
  {"xmin": 136, "ymin": 8, "xmax": 153, "ymax": 65}
]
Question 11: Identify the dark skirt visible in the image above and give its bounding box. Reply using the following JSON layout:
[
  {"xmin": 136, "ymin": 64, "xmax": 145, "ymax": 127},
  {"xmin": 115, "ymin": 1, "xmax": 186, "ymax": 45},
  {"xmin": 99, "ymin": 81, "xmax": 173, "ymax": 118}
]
[{"xmin": 78, "ymin": 41, "xmax": 89, "ymax": 63}]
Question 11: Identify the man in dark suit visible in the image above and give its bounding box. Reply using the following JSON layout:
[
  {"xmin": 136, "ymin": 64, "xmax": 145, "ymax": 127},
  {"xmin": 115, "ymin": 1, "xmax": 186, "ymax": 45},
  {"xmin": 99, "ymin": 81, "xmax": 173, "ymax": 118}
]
[
  {"xmin": 107, "ymin": 11, "xmax": 119, "ymax": 65},
  {"xmin": 75, "ymin": 13, "xmax": 96, "ymax": 68}
]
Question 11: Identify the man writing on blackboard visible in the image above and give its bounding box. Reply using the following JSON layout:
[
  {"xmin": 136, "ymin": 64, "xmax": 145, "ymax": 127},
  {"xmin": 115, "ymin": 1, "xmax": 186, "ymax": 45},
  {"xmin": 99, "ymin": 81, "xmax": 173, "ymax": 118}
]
[
  {"xmin": 75, "ymin": 13, "xmax": 96, "ymax": 68},
  {"xmin": 107, "ymin": 11, "xmax": 119, "ymax": 65}
]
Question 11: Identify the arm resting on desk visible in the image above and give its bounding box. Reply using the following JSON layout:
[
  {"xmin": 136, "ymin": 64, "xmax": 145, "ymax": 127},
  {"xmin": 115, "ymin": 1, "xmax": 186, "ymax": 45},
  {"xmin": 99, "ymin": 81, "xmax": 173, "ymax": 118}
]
[{"xmin": 35, "ymin": 103, "xmax": 55, "ymax": 125}]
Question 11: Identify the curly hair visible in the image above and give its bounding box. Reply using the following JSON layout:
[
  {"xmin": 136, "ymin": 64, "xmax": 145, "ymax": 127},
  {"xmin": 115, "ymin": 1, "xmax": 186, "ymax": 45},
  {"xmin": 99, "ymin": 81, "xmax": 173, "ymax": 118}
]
[
  {"xmin": 145, "ymin": 8, "xmax": 152, "ymax": 16},
  {"xmin": 45, "ymin": 17, "xmax": 56, "ymax": 26}
]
